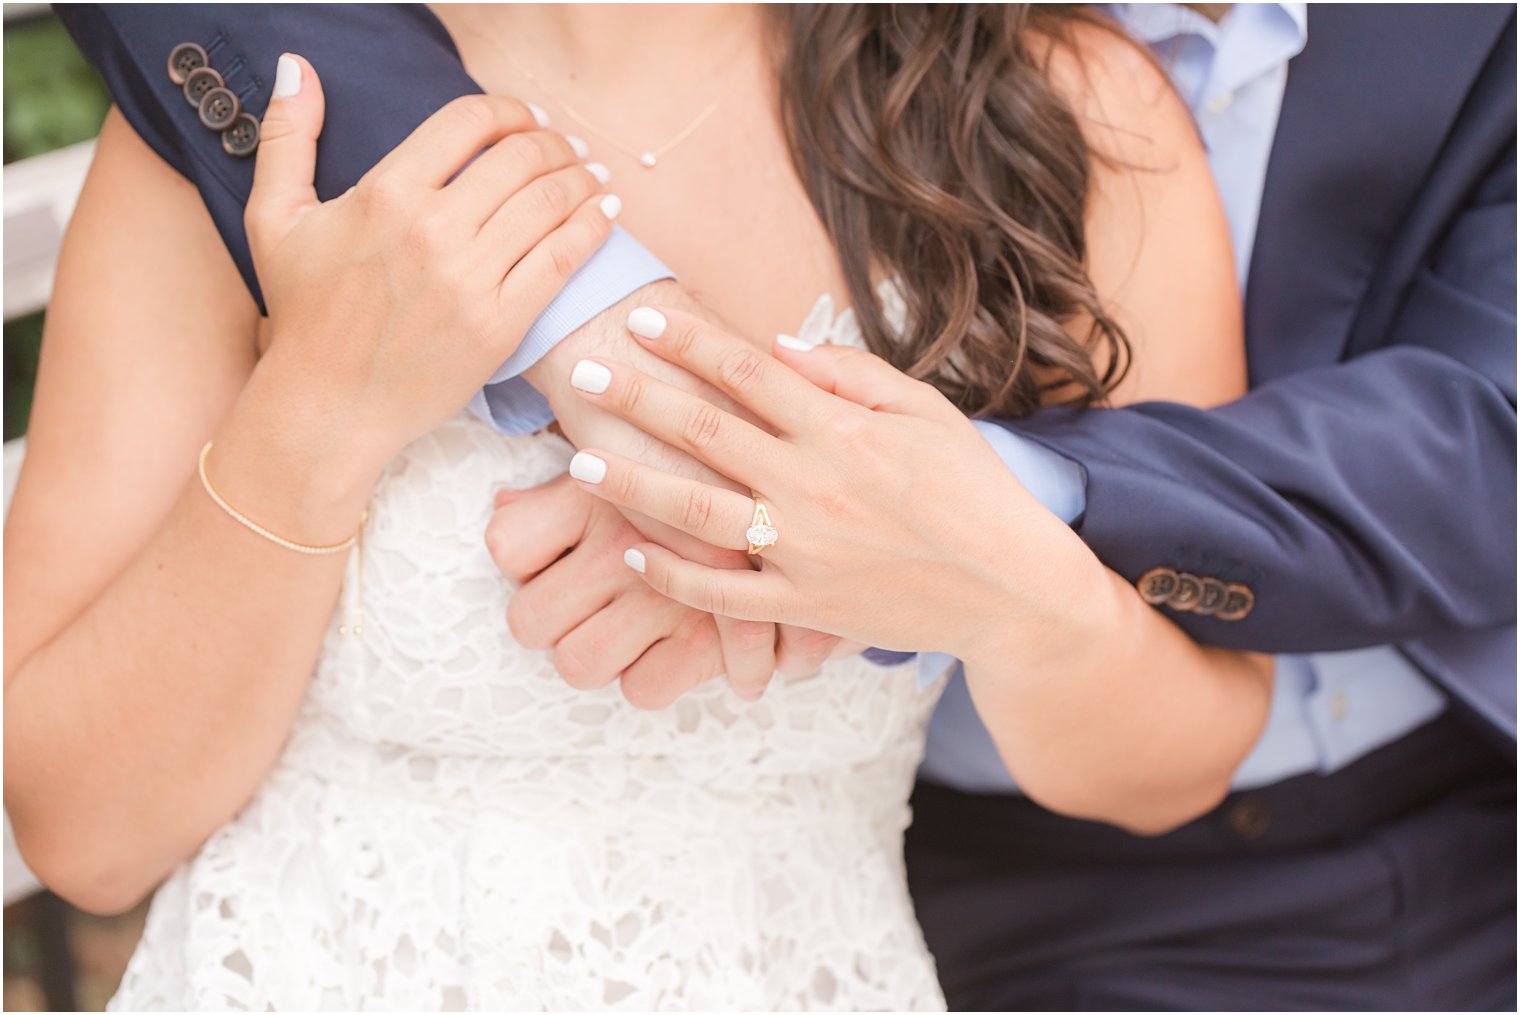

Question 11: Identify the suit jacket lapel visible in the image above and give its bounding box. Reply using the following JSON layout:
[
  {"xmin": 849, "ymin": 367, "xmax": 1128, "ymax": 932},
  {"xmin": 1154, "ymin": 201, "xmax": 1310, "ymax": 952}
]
[{"xmin": 1244, "ymin": 4, "xmax": 1510, "ymax": 382}]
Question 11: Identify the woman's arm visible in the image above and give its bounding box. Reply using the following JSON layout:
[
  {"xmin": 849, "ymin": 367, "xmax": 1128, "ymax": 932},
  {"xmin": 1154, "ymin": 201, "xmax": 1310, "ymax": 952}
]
[
  {"xmin": 3, "ymin": 108, "xmax": 362, "ymax": 914},
  {"xmin": 5, "ymin": 65, "xmax": 614, "ymax": 912}
]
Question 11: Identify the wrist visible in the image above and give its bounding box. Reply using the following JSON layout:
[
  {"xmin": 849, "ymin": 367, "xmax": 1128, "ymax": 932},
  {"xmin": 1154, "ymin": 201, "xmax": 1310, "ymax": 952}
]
[{"xmin": 210, "ymin": 353, "xmax": 391, "ymax": 544}]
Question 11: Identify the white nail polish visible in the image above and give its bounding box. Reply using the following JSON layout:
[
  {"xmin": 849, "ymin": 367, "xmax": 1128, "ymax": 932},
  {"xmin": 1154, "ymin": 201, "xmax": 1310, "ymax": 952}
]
[
  {"xmin": 570, "ymin": 359, "xmax": 612, "ymax": 394},
  {"xmin": 568, "ymin": 451, "xmax": 606, "ymax": 484},
  {"xmin": 566, "ymin": 134, "xmax": 590, "ymax": 158},
  {"xmin": 586, "ymin": 162, "xmax": 612, "ymax": 184},
  {"xmin": 627, "ymin": 307, "xmax": 667, "ymax": 339},
  {"xmin": 599, "ymin": 194, "xmax": 622, "ymax": 220},
  {"xmin": 527, "ymin": 102, "xmax": 551, "ymax": 127},
  {"xmin": 624, "ymin": 548, "xmax": 647, "ymax": 573},
  {"xmin": 775, "ymin": 333, "xmax": 817, "ymax": 352},
  {"xmin": 274, "ymin": 54, "xmax": 301, "ymax": 98}
]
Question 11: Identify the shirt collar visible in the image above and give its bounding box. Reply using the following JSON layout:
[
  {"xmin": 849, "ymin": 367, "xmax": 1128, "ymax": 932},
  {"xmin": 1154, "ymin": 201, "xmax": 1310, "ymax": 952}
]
[{"xmin": 1106, "ymin": 4, "xmax": 1308, "ymax": 106}]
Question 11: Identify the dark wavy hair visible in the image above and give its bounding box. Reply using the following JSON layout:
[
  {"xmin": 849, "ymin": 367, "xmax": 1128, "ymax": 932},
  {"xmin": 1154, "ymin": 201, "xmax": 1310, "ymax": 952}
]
[{"xmin": 775, "ymin": 4, "xmax": 1131, "ymax": 418}]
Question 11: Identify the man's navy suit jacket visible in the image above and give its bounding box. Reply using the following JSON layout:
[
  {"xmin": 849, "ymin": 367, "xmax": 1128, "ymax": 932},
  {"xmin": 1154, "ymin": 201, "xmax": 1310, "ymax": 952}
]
[{"xmin": 57, "ymin": 4, "xmax": 1517, "ymax": 744}]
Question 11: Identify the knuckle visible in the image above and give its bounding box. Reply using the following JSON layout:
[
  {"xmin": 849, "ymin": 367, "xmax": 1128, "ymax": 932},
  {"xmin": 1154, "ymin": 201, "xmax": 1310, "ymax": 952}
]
[
  {"xmin": 680, "ymin": 487, "xmax": 715, "ymax": 532},
  {"xmin": 611, "ymin": 465, "xmax": 640, "ymax": 506},
  {"xmin": 445, "ymin": 93, "xmax": 497, "ymax": 131},
  {"xmin": 497, "ymin": 131, "xmax": 544, "ymax": 172},
  {"xmin": 505, "ymin": 594, "xmax": 548, "ymax": 649},
  {"xmin": 716, "ymin": 348, "xmax": 767, "ymax": 394},
  {"xmin": 680, "ymin": 403, "xmax": 725, "ymax": 450},
  {"xmin": 530, "ymin": 174, "xmax": 570, "ymax": 218},
  {"xmin": 553, "ymin": 640, "xmax": 606, "ymax": 691},
  {"xmin": 356, "ymin": 173, "xmax": 405, "ymax": 215},
  {"xmin": 729, "ymin": 620, "xmax": 774, "ymax": 652},
  {"xmin": 546, "ymin": 237, "xmax": 582, "ymax": 283},
  {"xmin": 616, "ymin": 374, "xmax": 646, "ymax": 417}
]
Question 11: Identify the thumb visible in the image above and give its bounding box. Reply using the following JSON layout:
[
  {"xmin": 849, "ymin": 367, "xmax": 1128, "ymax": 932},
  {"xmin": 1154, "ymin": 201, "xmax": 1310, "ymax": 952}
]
[
  {"xmin": 246, "ymin": 53, "xmax": 325, "ymax": 251},
  {"xmin": 773, "ymin": 338, "xmax": 951, "ymax": 418}
]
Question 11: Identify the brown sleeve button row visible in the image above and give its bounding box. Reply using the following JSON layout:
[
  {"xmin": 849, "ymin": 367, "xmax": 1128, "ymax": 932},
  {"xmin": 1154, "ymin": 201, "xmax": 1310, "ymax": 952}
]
[
  {"xmin": 1134, "ymin": 566, "xmax": 1255, "ymax": 621},
  {"xmin": 166, "ymin": 40, "xmax": 258, "ymax": 158}
]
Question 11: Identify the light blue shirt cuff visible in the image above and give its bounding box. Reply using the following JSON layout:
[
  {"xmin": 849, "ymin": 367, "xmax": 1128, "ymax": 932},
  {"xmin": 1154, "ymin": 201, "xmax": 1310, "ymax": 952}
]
[
  {"xmin": 465, "ymin": 226, "xmax": 674, "ymax": 436},
  {"xmin": 908, "ymin": 421, "xmax": 1089, "ymax": 689}
]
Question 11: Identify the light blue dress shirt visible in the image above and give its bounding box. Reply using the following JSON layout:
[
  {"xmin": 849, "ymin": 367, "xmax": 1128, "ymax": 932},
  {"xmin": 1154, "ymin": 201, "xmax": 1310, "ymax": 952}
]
[
  {"xmin": 918, "ymin": 2, "xmax": 1447, "ymax": 794},
  {"xmin": 465, "ymin": 226, "xmax": 673, "ymax": 436}
]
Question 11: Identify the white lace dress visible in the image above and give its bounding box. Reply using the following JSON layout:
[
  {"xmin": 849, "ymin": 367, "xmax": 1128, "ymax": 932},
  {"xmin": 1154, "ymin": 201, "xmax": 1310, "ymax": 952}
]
[{"xmin": 110, "ymin": 289, "xmax": 948, "ymax": 1011}]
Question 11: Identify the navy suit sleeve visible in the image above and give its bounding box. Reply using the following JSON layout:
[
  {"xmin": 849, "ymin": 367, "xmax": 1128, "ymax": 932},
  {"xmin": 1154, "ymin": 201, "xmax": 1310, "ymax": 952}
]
[
  {"xmin": 1004, "ymin": 135, "xmax": 1516, "ymax": 657},
  {"xmin": 55, "ymin": 3, "xmax": 479, "ymax": 311}
]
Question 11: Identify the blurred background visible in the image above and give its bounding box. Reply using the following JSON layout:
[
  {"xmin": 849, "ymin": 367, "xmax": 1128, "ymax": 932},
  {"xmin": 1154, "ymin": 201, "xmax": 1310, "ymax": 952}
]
[{"xmin": 3, "ymin": 4, "xmax": 149, "ymax": 1009}]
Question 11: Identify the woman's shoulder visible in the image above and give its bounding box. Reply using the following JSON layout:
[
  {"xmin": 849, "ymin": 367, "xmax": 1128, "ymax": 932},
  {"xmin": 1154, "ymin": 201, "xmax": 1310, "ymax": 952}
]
[{"xmin": 1033, "ymin": 16, "xmax": 1202, "ymax": 172}]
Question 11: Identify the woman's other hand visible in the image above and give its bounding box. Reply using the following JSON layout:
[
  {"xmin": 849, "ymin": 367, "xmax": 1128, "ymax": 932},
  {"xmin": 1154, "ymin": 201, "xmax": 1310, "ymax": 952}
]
[
  {"xmin": 246, "ymin": 54, "xmax": 617, "ymax": 468},
  {"xmin": 559, "ymin": 307, "xmax": 1110, "ymax": 666}
]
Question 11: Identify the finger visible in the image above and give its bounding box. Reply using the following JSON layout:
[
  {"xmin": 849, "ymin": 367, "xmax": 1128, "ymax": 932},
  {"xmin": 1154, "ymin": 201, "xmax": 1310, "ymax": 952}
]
[
  {"xmin": 247, "ymin": 53, "xmax": 325, "ymax": 249},
  {"xmin": 623, "ymin": 543, "xmax": 791, "ymax": 625},
  {"xmin": 552, "ymin": 589, "xmax": 683, "ymax": 692},
  {"xmin": 716, "ymin": 615, "xmax": 777, "ymax": 702},
  {"xmin": 497, "ymin": 192, "xmax": 618, "ymax": 323},
  {"xmin": 619, "ymin": 616, "xmax": 725, "ymax": 711},
  {"xmin": 772, "ymin": 337, "xmax": 956, "ymax": 419},
  {"xmin": 566, "ymin": 450, "xmax": 755, "ymax": 553},
  {"xmin": 477, "ymin": 164, "xmax": 606, "ymax": 280},
  {"xmin": 506, "ymin": 538, "xmax": 624, "ymax": 650},
  {"xmin": 371, "ymin": 94, "xmax": 544, "ymax": 189},
  {"xmin": 448, "ymin": 129, "xmax": 585, "ymax": 227},
  {"xmin": 484, "ymin": 474, "xmax": 593, "ymax": 582},
  {"xmin": 624, "ymin": 307, "xmax": 833, "ymax": 436},
  {"xmin": 773, "ymin": 624, "xmax": 842, "ymax": 678},
  {"xmin": 565, "ymin": 358, "xmax": 786, "ymax": 487}
]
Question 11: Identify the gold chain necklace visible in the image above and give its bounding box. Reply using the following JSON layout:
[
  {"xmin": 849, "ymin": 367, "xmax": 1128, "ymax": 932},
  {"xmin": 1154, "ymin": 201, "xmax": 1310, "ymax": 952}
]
[{"xmin": 464, "ymin": 18, "xmax": 752, "ymax": 170}]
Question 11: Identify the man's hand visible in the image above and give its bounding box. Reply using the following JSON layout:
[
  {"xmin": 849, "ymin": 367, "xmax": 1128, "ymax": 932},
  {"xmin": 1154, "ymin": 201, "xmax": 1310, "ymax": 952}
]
[{"xmin": 517, "ymin": 281, "xmax": 841, "ymax": 701}]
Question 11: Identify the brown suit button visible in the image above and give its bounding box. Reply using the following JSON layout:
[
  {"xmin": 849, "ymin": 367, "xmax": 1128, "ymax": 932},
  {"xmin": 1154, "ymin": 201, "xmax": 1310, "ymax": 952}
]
[
  {"xmin": 182, "ymin": 66, "xmax": 224, "ymax": 107},
  {"xmin": 1216, "ymin": 583, "xmax": 1256, "ymax": 621},
  {"xmin": 1228, "ymin": 797, "xmax": 1272, "ymax": 840},
  {"xmin": 198, "ymin": 87, "xmax": 242, "ymax": 131},
  {"xmin": 1167, "ymin": 572, "xmax": 1204, "ymax": 611},
  {"xmin": 221, "ymin": 113, "xmax": 260, "ymax": 158},
  {"xmin": 167, "ymin": 42, "xmax": 209, "ymax": 86},
  {"xmin": 1194, "ymin": 578, "xmax": 1229, "ymax": 616},
  {"xmin": 1136, "ymin": 567, "xmax": 1179, "ymax": 605}
]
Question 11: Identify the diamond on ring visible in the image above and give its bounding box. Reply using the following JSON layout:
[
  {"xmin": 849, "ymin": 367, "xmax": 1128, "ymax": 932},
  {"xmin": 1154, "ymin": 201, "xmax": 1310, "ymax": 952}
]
[{"xmin": 747, "ymin": 501, "xmax": 777, "ymax": 555}]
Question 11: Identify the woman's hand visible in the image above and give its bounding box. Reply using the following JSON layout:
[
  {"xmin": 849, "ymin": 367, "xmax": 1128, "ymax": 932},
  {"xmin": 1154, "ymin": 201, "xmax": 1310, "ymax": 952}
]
[
  {"xmin": 246, "ymin": 55, "xmax": 617, "ymax": 471},
  {"xmin": 557, "ymin": 306, "xmax": 1110, "ymax": 666}
]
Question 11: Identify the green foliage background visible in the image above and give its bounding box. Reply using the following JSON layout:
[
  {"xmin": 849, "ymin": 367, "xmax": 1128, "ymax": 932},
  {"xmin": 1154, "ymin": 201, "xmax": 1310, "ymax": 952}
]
[{"xmin": 4, "ymin": 12, "xmax": 110, "ymax": 439}]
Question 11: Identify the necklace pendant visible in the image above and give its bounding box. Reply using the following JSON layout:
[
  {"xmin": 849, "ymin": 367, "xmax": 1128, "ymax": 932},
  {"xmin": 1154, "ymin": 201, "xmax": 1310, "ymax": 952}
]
[{"xmin": 638, "ymin": 151, "xmax": 658, "ymax": 168}]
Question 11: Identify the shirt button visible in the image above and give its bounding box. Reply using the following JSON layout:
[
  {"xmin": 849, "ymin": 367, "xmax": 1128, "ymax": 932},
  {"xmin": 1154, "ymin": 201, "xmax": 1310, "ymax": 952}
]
[
  {"xmin": 182, "ymin": 66, "xmax": 224, "ymax": 108},
  {"xmin": 1228, "ymin": 797, "xmax": 1272, "ymax": 840},
  {"xmin": 221, "ymin": 113, "xmax": 261, "ymax": 158},
  {"xmin": 198, "ymin": 87, "xmax": 242, "ymax": 132},
  {"xmin": 166, "ymin": 41, "xmax": 209, "ymax": 86},
  {"xmin": 1207, "ymin": 91, "xmax": 1235, "ymax": 114},
  {"xmin": 1330, "ymin": 691, "xmax": 1349, "ymax": 722}
]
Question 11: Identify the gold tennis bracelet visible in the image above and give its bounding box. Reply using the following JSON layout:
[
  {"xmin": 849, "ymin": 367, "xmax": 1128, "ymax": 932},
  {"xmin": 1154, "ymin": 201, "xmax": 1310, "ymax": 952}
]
[{"xmin": 198, "ymin": 442, "xmax": 368, "ymax": 634}]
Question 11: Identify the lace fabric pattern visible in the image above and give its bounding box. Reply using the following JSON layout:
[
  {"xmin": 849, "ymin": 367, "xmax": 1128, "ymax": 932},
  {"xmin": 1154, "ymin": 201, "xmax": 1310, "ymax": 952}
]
[{"xmin": 111, "ymin": 290, "xmax": 948, "ymax": 1011}]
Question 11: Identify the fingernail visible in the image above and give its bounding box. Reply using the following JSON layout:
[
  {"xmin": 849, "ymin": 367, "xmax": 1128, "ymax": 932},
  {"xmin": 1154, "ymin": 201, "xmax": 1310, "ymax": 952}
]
[
  {"xmin": 566, "ymin": 134, "xmax": 590, "ymax": 158},
  {"xmin": 570, "ymin": 359, "xmax": 612, "ymax": 394},
  {"xmin": 527, "ymin": 102, "xmax": 551, "ymax": 127},
  {"xmin": 776, "ymin": 333, "xmax": 817, "ymax": 352},
  {"xmin": 274, "ymin": 54, "xmax": 302, "ymax": 98},
  {"xmin": 568, "ymin": 451, "xmax": 606, "ymax": 484},
  {"xmin": 627, "ymin": 307, "xmax": 667, "ymax": 339},
  {"xmin": 586, "ymin": 162, "xmax": 612, "ymax": 184},
  {"xmin": 624, "ymin": 548, "xmax": 646, "ymax": 573},
  {"xmin": 599, "ymin": 194, "xmax": 622, "ymax": 220}
]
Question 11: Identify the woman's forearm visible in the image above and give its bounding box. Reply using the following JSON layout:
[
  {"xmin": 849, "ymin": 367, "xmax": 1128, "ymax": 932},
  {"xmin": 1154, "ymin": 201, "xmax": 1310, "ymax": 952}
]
[
  {"xmin": 960, "ymin": 564, "xmax": 1273, "ymax": 836},
  {"xmin": 3, "ymin": 359, "xmax": 383, "ymax": 914}
]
